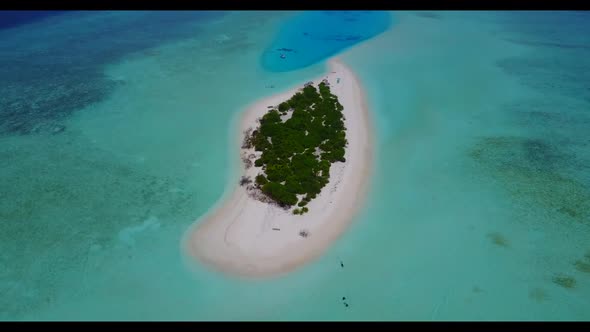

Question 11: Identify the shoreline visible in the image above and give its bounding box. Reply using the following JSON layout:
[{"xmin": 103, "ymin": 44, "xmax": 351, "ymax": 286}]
[{"xmin": 183, "ymin": 58, "xmax": 373, "ymax": 279}]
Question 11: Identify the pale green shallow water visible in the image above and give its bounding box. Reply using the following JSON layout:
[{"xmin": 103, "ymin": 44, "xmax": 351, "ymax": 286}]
[{"xmin": 1, "ymin": 11, "xmax": 589, "ymax": 320}]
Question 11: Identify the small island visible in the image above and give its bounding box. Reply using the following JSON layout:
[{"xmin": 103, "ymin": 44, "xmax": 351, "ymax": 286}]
[
  {"xmin": 241, "ymin": 81, "xmax": 347, "ymax": 215},
  {"xmin": 186, "ymin": 59, "xmax": 372, "ymax": 278}
]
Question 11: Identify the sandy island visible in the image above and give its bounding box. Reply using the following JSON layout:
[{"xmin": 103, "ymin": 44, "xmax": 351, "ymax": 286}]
[{"xmin": 183, "ymin": 59, "xmax": 373, "ymax": 278}]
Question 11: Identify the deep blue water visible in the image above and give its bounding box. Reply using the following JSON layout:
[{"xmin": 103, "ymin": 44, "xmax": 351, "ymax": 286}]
[
  {"xmin": 0, "ymin": 11, "xmax": 227, "ymax": 137},
  {"xmin": 261, "ymin": 11, "xmax": 392, "ymax": 72},
  {"xmin": 0, "ymin": 11, "xmax": 66, "ymax": 30}
]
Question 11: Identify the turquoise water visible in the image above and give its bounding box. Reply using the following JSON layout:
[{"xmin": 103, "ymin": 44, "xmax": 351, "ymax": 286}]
[
  {"xmin": 261, "ymin": 11, "xmax": 392, "ymax": 72},
  {"xmin": 1, "ymin": 11, "xmax": 590, "ymax": 321}
]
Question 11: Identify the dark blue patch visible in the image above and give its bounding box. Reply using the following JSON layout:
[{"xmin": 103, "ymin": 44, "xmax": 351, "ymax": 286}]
[
  {"xmin": 261, "ymin": 11, "xmax": 393, "ymax": 72},
  {"xmin": 0, "ymin": 11, "xmax": 227, "ymax": 136},
  {"xmin": 0, "ymin": 11, "xmax": 66, "ymax": 30}
]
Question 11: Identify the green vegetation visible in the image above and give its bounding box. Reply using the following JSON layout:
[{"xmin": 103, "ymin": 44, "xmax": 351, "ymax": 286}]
[
  {"xmin": 292, "ymin": 207, "xmax": 308, "ymax": 215},
  {"xmin": 249, "ymin": 82, "xmax": 347, "ymax": 212},
  {"xmin": 255, "ymin": 174, "xmax": 268, "ymax": 186}
]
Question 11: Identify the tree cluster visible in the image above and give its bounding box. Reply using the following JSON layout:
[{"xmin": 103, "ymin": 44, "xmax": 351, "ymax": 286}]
[{"xmin": 248, "ymin": 82, "xmax": 347, "ymax": 211}]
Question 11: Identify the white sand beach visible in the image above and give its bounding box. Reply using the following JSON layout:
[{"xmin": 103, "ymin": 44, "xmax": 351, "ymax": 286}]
[{"xmin": 183, "ymin": 59, "xmax": 373, "ymax": 278}]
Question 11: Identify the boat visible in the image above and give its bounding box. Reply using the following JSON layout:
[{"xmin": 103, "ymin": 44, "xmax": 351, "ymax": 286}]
[{"xmin": 280, "ymin": 53, "xmax": 286, "ymax": 59}]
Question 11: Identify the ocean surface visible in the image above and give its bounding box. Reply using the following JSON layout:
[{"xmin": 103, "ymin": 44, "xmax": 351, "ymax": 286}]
[
  {"xmin": 1, "ymin": 11, "xmax": 589, "ymax": 321},
  {"xmin": 0, "ymin": 11, "xmax": 66, "ymax": 30},
  {"xmin": 261, "ymin": 11, "xmax": 392, "ymax": 72}
]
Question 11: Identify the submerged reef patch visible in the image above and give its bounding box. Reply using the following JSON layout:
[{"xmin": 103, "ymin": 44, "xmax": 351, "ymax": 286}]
[
  {"xmin": 0, "ymin": 64, "xmax": 118, "ymax": 136},
  {"xmin": 552, "ymin": 274, "xmax": 577, "ymax": 289},
  {"xmin": 468, "ymin": 136, "xmax": 590, "ymax": 224},
  {"xmin": 0, "ymin": 137, "xmax": 196, "ymax": 319},
  {"xmin": 529, "ymin": 288, "xmax": 549, "ymax": 303},
  {"xmin": 487, "ymin": 232, "xmax": 510, "ymax": 248},
  {"xmin": 573, "ymin": 251, "xmax": 590, "ymax": 274},
  {"xmin": 0, "ymin": 11, "xmax": 227, "ymax": 137}
]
